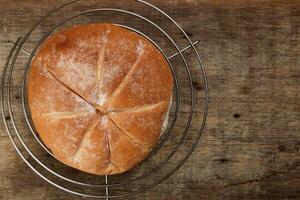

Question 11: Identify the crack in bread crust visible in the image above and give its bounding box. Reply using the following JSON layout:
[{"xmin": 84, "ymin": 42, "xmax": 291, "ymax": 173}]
[
  {"xmin": 106, "ymin": 161, "xmax": 120, "ymax": 174},
  {"xmin": 47, "ymin": 68, "xmax": 93, "ymax": 106},
  {"xmin": 72, "ymin": 115, "xmax": 101, "ymax": 163},
  {"xmin": 103, "ymin": 129, "xmax": 117, "ymax": 173},
  {"xmin": 110, "ymin": 161, "xmax": 120, "ymax": 170},
  {"xmin": 43, "ymin": 111, "xmax": 93, "ymax": 119},
  {"xmin": 108, "ymin": 117, "xmax": 149, "ymax": 150},
  {"xmin": 103, "ymin": 49, "xmax": 144, "ymax": 107},
  {"xmin": 107, "ymin": 101, "xmax": 166, "ymax": 114},
  {"xmin": 96, "ymin": 47, "xmax": 106, "ymax": 99}
]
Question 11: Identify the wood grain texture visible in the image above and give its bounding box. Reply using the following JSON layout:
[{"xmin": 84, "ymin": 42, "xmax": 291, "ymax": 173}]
[{"xmin": 0, "ymin": 0, "xmax": 299, "ymax": 199}]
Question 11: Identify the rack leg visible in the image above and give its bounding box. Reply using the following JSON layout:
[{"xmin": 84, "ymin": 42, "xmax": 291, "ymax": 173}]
[
  {"xmin": 7, "ymin": 41, "xmax": 30, "ymax": 55},
  {"xmin": 168, "ymin": 40, "xmax": 199, "ymax": 59},
  {"xmin": 105, "ymin": 175, "xmax": 109, "ymax": 200}
]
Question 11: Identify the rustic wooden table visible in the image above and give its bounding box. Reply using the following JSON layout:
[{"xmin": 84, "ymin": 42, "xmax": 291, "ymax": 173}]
[{"xmin": 0, "ymin": 0, "xmax": 299, "ymax": 199}]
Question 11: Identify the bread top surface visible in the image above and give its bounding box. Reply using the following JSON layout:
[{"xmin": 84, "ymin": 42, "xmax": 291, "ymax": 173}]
[{"xmin": 28, "ymin": 23, "xmax": 173, "ymax": 175}]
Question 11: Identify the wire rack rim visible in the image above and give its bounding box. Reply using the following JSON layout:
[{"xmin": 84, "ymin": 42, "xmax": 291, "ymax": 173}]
[
  {"xmin": 19, "ymin": 7, "xmax": 193, "ymax": 188},
  {"xmin": 1, "ymin": 0, "xmax": 209, "ymax": 199}
]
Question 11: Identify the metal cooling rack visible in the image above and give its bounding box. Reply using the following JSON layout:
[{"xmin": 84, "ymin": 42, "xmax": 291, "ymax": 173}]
[{"xmin": 1, "ymin": 0, "xmax": 208, "ymax": 199}]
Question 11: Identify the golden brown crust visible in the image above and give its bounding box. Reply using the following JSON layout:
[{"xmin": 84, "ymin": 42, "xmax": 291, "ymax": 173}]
[
  {"xmin": 28, "ymin": 23, "xmax": 173, "ymax": 175},
  {"xmin": 109, "ymin": 101, "xmax": 169, "ymax": 148}
]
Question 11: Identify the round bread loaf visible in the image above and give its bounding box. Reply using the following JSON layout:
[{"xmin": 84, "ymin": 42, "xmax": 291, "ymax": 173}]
[{"xmin": 28, "ymin": 23, "xmax": 173, "ymax": 175}]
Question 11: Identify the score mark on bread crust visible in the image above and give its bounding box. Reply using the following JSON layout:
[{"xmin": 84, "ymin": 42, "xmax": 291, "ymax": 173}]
[
  {"xmin": 109, "ymin": 117, "xmax": 149, "ymax": 151},
  {"xmin": 96, "ymin": 47, "xmax": 106, "ymax": 101},
  {"xmin": 72, "ymin": 115, "xmax": 101, "ymax": 163},
  {"xmin": 103, "ymin": 44, "xmax": 144, "ymax": 107},
  {"xmin": 43, "ymin": 111, "xmax": 93, "ymax": 119},
  {"xmin": 46, "ymin": 68, "xmax": 93, "ymax": 106},
  {"xmin": 107, "ymin": 101, "xmax": 166, "ymax": 114}
]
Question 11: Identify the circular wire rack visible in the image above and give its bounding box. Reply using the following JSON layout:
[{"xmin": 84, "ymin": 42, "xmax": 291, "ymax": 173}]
[{"xmin": 1, "ymin": 0, "xmax": 208, "ymax": 199}]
